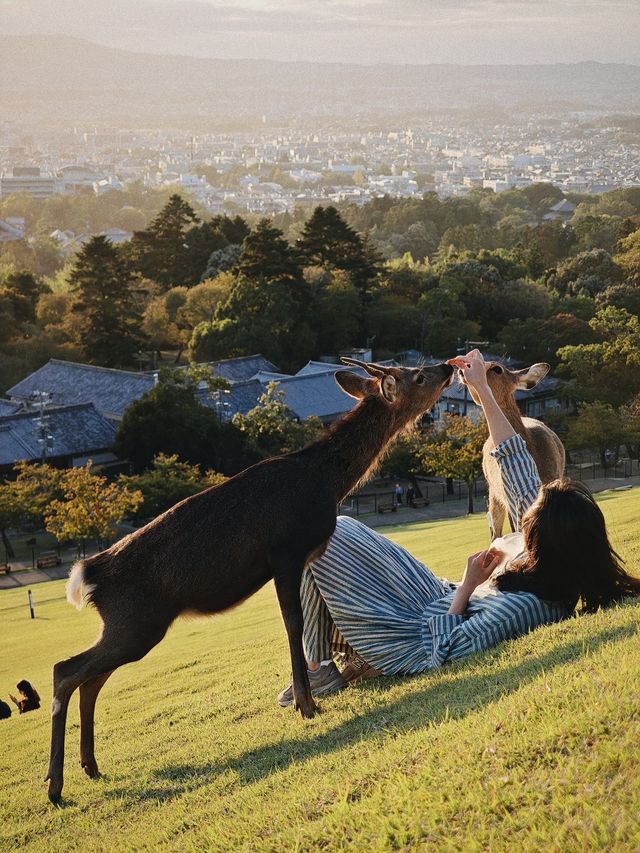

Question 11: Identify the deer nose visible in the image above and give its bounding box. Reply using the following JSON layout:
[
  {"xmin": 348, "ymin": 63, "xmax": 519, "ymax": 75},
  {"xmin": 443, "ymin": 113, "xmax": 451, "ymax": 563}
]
[{"xmin": 440, "ymin": 363, "xmax": 454, "ymax": 377}]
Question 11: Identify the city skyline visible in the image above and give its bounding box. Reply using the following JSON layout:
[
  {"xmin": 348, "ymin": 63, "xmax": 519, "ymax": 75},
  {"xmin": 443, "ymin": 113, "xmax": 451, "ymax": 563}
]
[{"xmin": 1, "ymin": 0, "xmax": 639, "ymax": 66}]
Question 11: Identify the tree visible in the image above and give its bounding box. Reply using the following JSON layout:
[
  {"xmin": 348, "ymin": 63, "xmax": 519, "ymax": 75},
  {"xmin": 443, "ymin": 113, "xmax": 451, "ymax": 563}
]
[
  {"xmin": 44, "ymin": 463, "xmax": 142, "ymax": 551},
  {"xmin": 119, "ymin": 453, "xmax": 226, "ymax": 520},
  {"xmin": 557, "ymin": 307, "xmax": 640, "ymax": 406},
  {"xmin": 596, "ymin": 282, "xmax": 640, "ymax": 316},
  {"xmin": 315, "ymin": 270, "xmax": 364, "ymax": 355},
  {"xmin": 572, "ymin": 214, "xmax": 633, "ymax": 254},
  {"xmin": 614, "ymin": 228, "xmax": 640, "ymax": 286},
  {"xmin": 417, "ymin": 415, "xmax": 487, "ymax": 513},
  {"xmin": 238, "ymin": 219, "xmax": 303, "ymax": 284},
  {"xmin": 620, "ymin": 393, "xmax": 640, "ymax": 459},
  {"xmin": 0, "ymin": 270, "xmax": 49, "ymax": 323},
  {"xmin": 114, "ymin": 370, "xmax": 254, "ymax": 474},
  {"xmin": 178, "ymin": 276, "xmax": 233, "ymax": 328},
  {"xmin": 0, "ymin": 481, "xmax": 22, "ymax": 559},
  {"xmin": 380, "ymin": 429, "xmax": 430, "ymax": 497},
  {"xmin": 11, "ymin": 461, "xmax": 66, "ymax": 527},
  {"xmin": 547, "ymin": 249, "xmax": 622, "ymax": 299},
  {"xmin": 567, "ymin": 402, "xmax": 630, "ymax": 467},
  {"xmin": 69, "ymin": 235, "xmax": 143, "ymax": 367},
  {"xmin": 416, "ymin": 282, "xmax": 481, "ymax": 357},
  {"xmin": 232, "ymin": 382, "xmax": 324, "ymax": 458},
  {"xmin": 127, "ymin": 194, "xmax": 200, "ymax": 288},
  {"xmin": 498, "ymin": 312, "xmax": 599, "ymax": 366},
  {"xmin": 191, "ymin": 273, "xmax": 317, "ymax": 372},
  {"xmin": 201, "ymin": 244, "xmax": 242, "ymax": 280},
  {"xmin": 297, "ymin": 206, "xmax": 381, "ymax": 296}
]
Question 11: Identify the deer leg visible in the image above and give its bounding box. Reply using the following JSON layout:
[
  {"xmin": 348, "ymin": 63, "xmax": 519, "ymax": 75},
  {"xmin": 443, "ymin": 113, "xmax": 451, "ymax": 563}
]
[
  {"xmin": 488, "ymin": 492, "xmax": 505, "ymax": 541},
  {"xmin": 79, "ymin": 671, "xmax": 113, "ymax": 779},
  {"xmin": 46, "ymin": 616, "xmax": 171, "ymax": 803},
  {"xmin": 273, "ymin": 568, "xmax": 318, "ymax": 720}
]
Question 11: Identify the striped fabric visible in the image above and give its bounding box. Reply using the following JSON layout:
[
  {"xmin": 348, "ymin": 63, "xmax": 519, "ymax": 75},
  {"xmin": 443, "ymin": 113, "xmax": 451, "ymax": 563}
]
[{"xmin": 301, "ymin": 433, "xmax": 568, "ymax": 675}]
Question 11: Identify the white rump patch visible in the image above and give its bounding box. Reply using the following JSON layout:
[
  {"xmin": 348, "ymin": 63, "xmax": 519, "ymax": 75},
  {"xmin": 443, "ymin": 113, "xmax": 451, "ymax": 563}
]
[{"xmin": 66, "ymin": 562, "xmax": 95, "ymax": 610}]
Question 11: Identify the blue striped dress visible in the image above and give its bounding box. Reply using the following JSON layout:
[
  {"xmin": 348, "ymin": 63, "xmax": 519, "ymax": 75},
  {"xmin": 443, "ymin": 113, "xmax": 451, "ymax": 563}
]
[{"xmin": 301, "ymin": 434, "xmax": 568, "ymax": 674}]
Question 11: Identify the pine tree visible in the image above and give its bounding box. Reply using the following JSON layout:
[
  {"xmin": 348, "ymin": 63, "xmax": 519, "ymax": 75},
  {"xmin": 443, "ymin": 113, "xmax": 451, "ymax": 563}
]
[
  {"xmin": 297, "ymin": 206, "xmax": 382, "ymax": 295},
  {"xmin": 237, "ymin": 219, "xmax": 303, "ymax": 284},
  {"xmin": 69, "ymin": 235, "xmax": 143, "ymax": 367},
  {"xmin": 128, "ymin": 194, "xmax": 200, "ymax": 288}
]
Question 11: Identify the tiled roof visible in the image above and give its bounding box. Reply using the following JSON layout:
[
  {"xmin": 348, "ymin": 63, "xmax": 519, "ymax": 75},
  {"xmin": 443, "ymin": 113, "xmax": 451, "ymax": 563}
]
[
  {"xmin": 203, "ymin": 354, "xmax": 281, "ymax": 383},
  {"xmin": 0, "ymin": 403, "xmax": 116, "ymax": 466},
  {"xmin": 8, "ymin": 359, "xmax": 156, "ymax": 420},
  {"xmin": 295, "ymin": 359, "xmax": 399, "ymax": 377},
  {"xmin": 0, "ymin": 399, "xmax": 21, "ymax": 416},
  {"xmin": 199, "ymin": 379, "xmax": 264, "ymax": 419},
  {"xmin": 296, "ymin": 361, "xmax": 340, "ymax": 376},
  {"xmin": 264, "ymin": 372, "xmax": 359, "ymax": 422},
  {"xmin": 251, "ymin": 370, "xmax": 292, "ymax": 382}
]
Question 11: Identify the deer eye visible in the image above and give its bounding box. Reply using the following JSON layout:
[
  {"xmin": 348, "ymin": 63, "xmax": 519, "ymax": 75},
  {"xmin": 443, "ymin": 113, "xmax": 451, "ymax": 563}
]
[{"xmin": 415, "ymin": 373, "xmax": 426, "ymax": 385}]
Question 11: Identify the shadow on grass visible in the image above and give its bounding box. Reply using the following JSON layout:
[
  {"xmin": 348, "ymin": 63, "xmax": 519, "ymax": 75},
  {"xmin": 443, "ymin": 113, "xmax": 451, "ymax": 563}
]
[{"xmin": 97, "ymin": 621, "xmax": 637, "ymax": 801}]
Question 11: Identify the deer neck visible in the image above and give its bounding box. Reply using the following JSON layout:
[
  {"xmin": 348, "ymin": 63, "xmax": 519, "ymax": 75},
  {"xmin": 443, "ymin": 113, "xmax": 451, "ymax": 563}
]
[
  {"xmin": 501, "ymin": 396, "xmax": 527, "ymax": 437},
  {"xmin": 311, "ymin": 398, "xmax": 405, "ymax": 502}
]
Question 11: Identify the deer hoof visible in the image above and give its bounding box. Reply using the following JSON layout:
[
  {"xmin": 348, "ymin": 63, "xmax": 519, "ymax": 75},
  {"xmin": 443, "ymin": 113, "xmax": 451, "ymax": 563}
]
[
  {"xmin": 296, "ymin": 697, "xmax": 319, "ymax": 719},
  {"xmin": 46, "ymin": 776, "xmax": 63, "ymax": 804},
  {"xmin": 81, "ymin": 759, "xmax": 101, "ymax": 779}
]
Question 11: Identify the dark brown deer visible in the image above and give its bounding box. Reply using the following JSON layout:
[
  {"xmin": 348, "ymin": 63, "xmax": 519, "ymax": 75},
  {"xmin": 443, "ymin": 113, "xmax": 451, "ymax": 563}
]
[
  {"xmin": 459, "ymin": 360, "xmax": 565, "ymax": 538},
  {"xmin": 46, "ymin": 358, "xmax": 453, "ymax": 802}
]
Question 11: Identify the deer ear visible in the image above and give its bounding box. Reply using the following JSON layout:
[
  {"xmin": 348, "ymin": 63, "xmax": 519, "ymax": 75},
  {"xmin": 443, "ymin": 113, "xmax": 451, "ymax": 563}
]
[
  {"xmin": 335, "ymin": 370, "xmax": 378, "ymax": 400},
  {"xmin": 515, "ymin": 363, "xmax": 550, "ymax": 390},
  {"xmin": 380, "ymin": 374, "xmax": 397, "ymax": 403}
]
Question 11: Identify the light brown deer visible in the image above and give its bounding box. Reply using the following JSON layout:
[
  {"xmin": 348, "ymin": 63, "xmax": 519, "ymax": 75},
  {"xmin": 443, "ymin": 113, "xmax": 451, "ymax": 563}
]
[
  {"xmin": 45, "ymin": 358, "xmax": 454, "ymax": 803},
  {"xmin": 461, "ymin": 361, "xmax": 565, "ymax": 539}
]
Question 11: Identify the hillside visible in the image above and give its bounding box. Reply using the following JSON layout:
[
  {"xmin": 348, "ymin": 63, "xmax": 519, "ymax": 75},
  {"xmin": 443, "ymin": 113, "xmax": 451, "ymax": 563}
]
[
  {"xmin": 2, "ymin": 35, "xmax": 640, "ymax": 126},
  {"xmin": 0, "ymin": 487, "xmax": 638, "ymax": 850}
]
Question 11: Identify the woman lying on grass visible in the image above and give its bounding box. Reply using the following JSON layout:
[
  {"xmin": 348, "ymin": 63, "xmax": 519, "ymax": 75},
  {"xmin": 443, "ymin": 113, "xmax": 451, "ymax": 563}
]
[{"xmin": 278, "ymin": 349, "xmax": 640, "ymax": 705}]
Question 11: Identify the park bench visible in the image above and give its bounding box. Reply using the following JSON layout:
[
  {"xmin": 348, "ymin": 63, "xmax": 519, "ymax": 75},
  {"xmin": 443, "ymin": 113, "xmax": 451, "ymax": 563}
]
[
  {"xmin": 37, "ymin": 552, "xmax": 62, "ymax": 569},
  {"xmin": 410, "ymin": 497, "xmax": 430, "ymax": 508},
  {"xmin": 377, "ymin": 503, "xmax": 397, "ymax": 514}
]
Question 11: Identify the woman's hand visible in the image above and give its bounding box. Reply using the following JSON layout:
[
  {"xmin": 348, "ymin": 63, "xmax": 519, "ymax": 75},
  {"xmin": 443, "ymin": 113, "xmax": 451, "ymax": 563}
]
[
  {"xmin": 447, "ymin": 349, "xmax": 490, "ymax": 396},
  {"xmin": 448, "ymin": 549, "xmax": 502, "ymax": 615},
  {"xmin": 462, "ymin": 549, "xmax": 501, "ymax": 590}
]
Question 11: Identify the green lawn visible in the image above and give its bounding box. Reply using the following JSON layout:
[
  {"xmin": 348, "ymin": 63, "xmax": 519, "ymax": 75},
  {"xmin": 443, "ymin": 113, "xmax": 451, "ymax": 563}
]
[{"xmin": 1, "ymin": 489, "xmax": 639, "ymax": 851}]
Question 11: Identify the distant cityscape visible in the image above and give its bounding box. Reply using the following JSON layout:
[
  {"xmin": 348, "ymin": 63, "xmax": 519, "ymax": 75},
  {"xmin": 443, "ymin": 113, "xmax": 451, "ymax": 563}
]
[{"xmin": 1, "ymin": 113, "xmax": 638, "ymax": 223}]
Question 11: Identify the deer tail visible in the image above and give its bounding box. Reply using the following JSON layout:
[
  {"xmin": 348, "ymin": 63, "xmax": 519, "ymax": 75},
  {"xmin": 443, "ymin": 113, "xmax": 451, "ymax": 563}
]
[{"xmin": 66, "ymin": 560, "xmax": 96, "ymax": 610}]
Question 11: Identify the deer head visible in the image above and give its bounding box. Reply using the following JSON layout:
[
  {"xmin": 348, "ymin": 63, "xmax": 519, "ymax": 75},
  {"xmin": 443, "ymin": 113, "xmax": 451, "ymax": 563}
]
[
  {"xmin": 335, "ymin": 358, "xmax": 454, "ymax": 424},
  {"xmin": 459, "ymin": 360, "xmax": 550, "ymax": 408}
]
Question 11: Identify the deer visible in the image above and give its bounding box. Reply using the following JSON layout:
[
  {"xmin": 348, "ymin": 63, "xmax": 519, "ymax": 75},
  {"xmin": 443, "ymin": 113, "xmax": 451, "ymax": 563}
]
[
  {"xmin": 456, "ymin": 360, "xmax": 565, "ymax": 539},
  {"xmin": 45, "ymin": 358, "xmax": 454, "ymax": 803}
]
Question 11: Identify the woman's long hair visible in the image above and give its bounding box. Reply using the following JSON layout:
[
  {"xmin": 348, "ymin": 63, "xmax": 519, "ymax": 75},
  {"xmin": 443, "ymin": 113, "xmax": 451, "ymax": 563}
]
[
  {"xmin": 16, "ymin": 680, "xmax": 40, "ymax": 704},
  {"xmin": 494, "ymin": 478, "xmax": 640, "ymax": 612}
]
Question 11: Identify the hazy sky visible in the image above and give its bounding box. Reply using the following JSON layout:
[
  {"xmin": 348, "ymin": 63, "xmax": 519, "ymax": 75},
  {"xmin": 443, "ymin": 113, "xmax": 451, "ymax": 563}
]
[{"xmin": 2, "ymin": 0, "xmax": 639, "ymax": 65}]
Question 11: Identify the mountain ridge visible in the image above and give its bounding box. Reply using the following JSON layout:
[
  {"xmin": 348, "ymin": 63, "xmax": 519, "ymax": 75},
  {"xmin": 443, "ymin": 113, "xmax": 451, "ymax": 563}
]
[{"xmin": 3, "ymin": 34, "xmax": 639, "ymax": 126}]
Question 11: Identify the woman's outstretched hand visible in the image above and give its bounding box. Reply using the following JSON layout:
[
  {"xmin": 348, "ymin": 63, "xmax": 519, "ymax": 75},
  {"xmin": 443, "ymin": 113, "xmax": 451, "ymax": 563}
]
[{"xmin": 447, "ymin": 349, "xmax": 489, "ymax": 395}]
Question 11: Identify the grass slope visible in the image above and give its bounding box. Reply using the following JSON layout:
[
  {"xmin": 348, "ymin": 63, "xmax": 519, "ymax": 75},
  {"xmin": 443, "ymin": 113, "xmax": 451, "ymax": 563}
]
[{"xmin": 1, "ymin": 489, "xmax": 639, "ymax": 851}]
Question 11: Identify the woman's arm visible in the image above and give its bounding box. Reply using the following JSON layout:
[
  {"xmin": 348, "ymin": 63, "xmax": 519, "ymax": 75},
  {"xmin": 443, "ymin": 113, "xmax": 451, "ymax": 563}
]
[
  {"xmin": 448, "ymin": 349, "xmax": 515, "ymax": 448},
  {"xmin": 450, "ymin": 350, "xmax": 542, "ymax": 527},
  {"xmin": 428, "ymin": 591, "xmax": 566, "ymax": 668}
]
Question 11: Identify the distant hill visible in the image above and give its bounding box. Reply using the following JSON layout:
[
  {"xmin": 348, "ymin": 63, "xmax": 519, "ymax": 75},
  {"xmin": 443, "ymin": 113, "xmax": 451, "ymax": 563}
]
[{"xmin": 2, "ymin": 35, "xmax": 640, "ymax": 127}]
